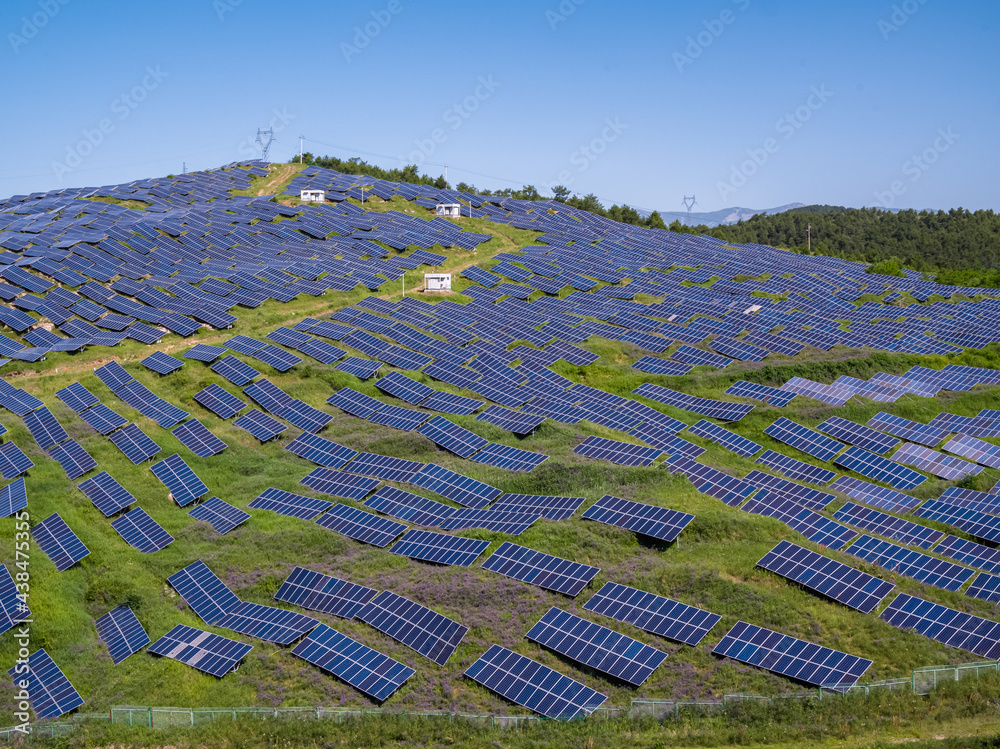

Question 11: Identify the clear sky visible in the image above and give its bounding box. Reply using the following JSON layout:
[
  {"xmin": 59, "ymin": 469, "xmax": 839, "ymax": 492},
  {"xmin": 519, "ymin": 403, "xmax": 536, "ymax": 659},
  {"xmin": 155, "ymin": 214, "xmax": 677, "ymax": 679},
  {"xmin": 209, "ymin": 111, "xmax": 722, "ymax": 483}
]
[{"xmin": 2, "ymin": 0, "xmax": 997, "ymax": 213}]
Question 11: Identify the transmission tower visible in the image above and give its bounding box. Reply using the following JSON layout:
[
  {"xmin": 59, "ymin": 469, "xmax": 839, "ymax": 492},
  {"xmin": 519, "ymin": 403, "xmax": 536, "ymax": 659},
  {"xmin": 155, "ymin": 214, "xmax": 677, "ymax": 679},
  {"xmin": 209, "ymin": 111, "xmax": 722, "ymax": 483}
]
[
  {"xmin": 255, "ymin": 128, "xmax": 276, "ymax": 161},
  {"xmin": 681, "ymin": 195, "xmax": 698, "ymax": 224}
]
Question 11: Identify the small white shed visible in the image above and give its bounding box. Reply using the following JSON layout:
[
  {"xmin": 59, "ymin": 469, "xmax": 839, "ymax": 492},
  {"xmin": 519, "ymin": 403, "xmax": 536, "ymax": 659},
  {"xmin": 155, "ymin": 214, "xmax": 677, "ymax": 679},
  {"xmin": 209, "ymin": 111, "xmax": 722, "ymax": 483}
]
[
  {"xmin": 424, "ymin": 273, "xmax": 452, "ymax": 291},
  {"xmin": 300, "ymin": 189, "xmax": 325, "ymax": 202},
  {"xmin": 435, "ymin": 203, "xmax": 462, "ymax": 218}
]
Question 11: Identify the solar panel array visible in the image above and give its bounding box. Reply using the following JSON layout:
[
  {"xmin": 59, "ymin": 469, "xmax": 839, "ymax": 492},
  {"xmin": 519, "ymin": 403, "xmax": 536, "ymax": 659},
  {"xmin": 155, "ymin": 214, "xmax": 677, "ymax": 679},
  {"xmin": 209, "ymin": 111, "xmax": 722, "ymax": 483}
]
[
  {"xmin": 834, "ymin": 446, "xmax": 927, "ymax": 490},
  {"xmin": 833, "ymin": 503, "xmax": 943, "ymax": 549},
  {"xmin": 880, "ymin": 594, "xmax": 1000, "ymax": 660},
  {"xmin": 574, "ymin": 436, "xmax": 663, "ymax": 466},
  {"xmin": 764, "ymin": 417, "xmax": 846, "ymax": 462},
  {"xmin": 686, "ymin": 419, "xmax": 762, "ymax": 457},
  {"xmin": 847, "ymin": 535, "xmax": 975, "ymax": 591},
  {"xmin": 357, "ymin": 591, "xmax": 468, "ymax": 665},
  {"xmin": 6, "ymin": 649, "xmax": 84, "ymax": 719},
  {"xmin": 389, "ymin": 529, "xmax": 490, "ymax": 566},
  {"xmin": 274, "ymin": 566, "xmax": 378, "ymax": 618},
  {"xmin": 95, "ymin": 606, "xmax": 150, "ymax": 665},
  {"xmin": 582, "ymin": 494, "xmax": 694, "ymax": 543},
  {"xmin": 148, "ymin": 624, "xmax": 252, "ymax": 677},
  {"xmin": 481, "ymin": 541, "xmax": 600, "ymax": 596},
  {"xmin": 583, "ymin": 582, "xmax": 721, "ymax": 645}
]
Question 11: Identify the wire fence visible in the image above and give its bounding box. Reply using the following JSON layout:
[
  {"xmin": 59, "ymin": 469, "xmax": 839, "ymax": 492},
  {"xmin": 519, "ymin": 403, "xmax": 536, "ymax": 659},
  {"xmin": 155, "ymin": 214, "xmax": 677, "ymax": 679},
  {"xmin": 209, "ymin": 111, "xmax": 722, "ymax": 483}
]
[{"xmin": 2, "ymin": 661, "xmax": 997, "ymax": 741}]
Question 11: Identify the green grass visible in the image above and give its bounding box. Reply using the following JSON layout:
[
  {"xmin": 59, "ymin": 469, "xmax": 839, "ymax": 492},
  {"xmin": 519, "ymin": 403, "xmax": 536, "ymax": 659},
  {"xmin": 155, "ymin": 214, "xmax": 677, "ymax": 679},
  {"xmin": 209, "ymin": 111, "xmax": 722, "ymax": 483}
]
[{"xmin": 3, "ymin": 200, "xmax": 1000, "ymax": 741}]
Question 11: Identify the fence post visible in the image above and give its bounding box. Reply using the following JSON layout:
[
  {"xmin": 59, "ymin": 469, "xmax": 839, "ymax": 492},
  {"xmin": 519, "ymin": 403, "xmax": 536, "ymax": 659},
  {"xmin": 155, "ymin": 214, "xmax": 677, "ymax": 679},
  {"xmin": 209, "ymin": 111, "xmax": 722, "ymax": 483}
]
[
  {"xmin": 148, "ymin": 707, "xmax": 152, "ymax": 728},
  {"xmin": 190, "ymin": 708, "xmax": 194, "ymax": 726}
]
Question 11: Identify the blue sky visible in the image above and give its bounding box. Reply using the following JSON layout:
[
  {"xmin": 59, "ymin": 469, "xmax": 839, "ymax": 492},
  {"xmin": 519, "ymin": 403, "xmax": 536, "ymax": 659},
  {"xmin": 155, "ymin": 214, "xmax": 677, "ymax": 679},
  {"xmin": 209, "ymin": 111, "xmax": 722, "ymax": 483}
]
[{"xmin": 3, "ymin": 0, "xmax": 997, "ymax": 212}]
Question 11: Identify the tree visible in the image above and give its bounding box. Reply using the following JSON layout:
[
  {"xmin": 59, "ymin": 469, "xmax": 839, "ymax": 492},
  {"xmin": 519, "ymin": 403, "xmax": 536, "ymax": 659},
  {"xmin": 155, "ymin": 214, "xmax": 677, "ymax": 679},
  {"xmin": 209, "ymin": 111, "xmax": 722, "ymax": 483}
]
[
  {"xmin": 551, "ymin": 185, "xmax": 571, "ymax": 203},
  {"xmin": 646, "ymin": 210, "xmax": 666, "ymax": 230}
]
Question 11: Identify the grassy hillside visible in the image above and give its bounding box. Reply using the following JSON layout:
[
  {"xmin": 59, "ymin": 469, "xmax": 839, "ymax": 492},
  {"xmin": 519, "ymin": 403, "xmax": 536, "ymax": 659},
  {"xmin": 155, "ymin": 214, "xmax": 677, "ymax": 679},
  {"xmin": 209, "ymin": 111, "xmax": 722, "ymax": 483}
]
[{"xmin": 2, "ymin": 195, "xmax": 1000, "ymax": 733}]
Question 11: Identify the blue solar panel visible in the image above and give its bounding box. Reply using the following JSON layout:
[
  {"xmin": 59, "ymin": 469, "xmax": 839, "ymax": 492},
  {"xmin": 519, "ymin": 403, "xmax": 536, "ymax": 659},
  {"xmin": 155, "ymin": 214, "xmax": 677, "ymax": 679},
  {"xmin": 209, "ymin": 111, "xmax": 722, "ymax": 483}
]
[
  {"xmin": 632, "ymin": 357, "xmax": 694, "ymax": 376},
  {"xmin": 740, "ymin": 490, "xmax": 858, "ymax": 550},
  {"xmin": 470, "ymin": 442, "xmax": 548, "ymax": 472},
  {"xmin": 935, "ymin": 534, "xmax": 1000, "ymax": 574},
  {"xmin": 482, "ymin": 541, "xmax": 599, "ymax": 596},
  {"xmin": 78, "ymin": 403, "xmax": 127, "ymax": 435},
  {"xmin": 966, "ymin": 572, "xmax": 1000, "ymax": 603},
  {"xmin": 188, "ymin": 496, "xmax": 250, "ymax": 535},
  {"xmin": 141, "ymin": 350, "xmax": 184, "ymax": 375},
  {"xmin": 713, "ymin": 621, "xmax": 872, "ymax": 690},
  {"xmin": 327, "ymin": 387, "xmax": 385, "ymax": 419},
  {"xmin": 291, "ymin": 623, "xmax": 414, "ymax": 701},
  {"xmin": 816, "ymin": 416, "xmax": 900, "ymax": 456},
  {"xmin": 183, "ymin": 343, "xmax": 226, "ymax": 362},
  {"xmin": 216, "ymin": 600, "xmax": 317, "ymax": 645},
  {"xmin": 834, "ymin": 446, "xmax": 927, "ymax": 491},
  {"xmin": 526, "ymin": 607, "xmax": 667, "ymax": 686},
  {"xmin": 419, "ymin": 390, "xmax": 484, "ymax": 415},
  {"xmin": 376, "ymin": 371, "xmax": 435, "ymax": 404},
  {"xmin": 300, "ymin": 468, "xmax": 381, "ymax": 500},
  {"xmin": 95, "ymin": 605, "xmax": 150, "ymax": 664},
  {"xmin": 274, "ymin": 566, "xmax": 378, "ymax": 618},
  {"xmin": 743, "ymin": 470, "xmax": 834, "ymax": 511},
  {"xmin": 575, "ymin": 435, "xmax": 663, "ymax": 466},
  {"xmin": 0, "ymin": 477, "xmax": 27, "ymax": 518},
  {"xmin": 172, "ymin": 418, "xmax": 228, "ymax": 458},
  {"xmin": 48, "ymin": 438, "xmax": 98, "ymax": 480},
  {"xmin": 224, "ymin": 334, "xmax": 267, "ymax": 355},
  {"xmin": 764, "ymin": 417, "xmax": 846, "ymax": 462},
  {"xmin": 0, "ymin": 564, "xmax": 29, "ymax": 635},
  {"xmin": 754, "ymin": 449, "xmax": 837, "ymax": 485},
  {"xmin": 464, "ymin": 644, "xmax": 606, "ymax": 719},
  {"xmin": 167, "ymin": 560, "xmax": 241, "ymax": 625},
  {"xmin": 285, "ymin": 433, "xmax": 358, "ymax": 468},
  {"xmin": 417, "ymin": 415, "xmax": 489, "ymax": 458},
  {"xmin": 249, "ymin": 487, "xmax": 332, "ymax": 520},
  {"xmin": 315, "ymin": 503, "xmax": 406, "ymax": 547},
  {"xmin": 410, "ymin": 463, "xmax": 501, "ymax": 509},
  {"xmin": 150, "ymin": 453, "xmax": 208, "ymax": 507},
  {"xmin": 583, "ymin": 582, "xmax": 721, "ymax": 645},
  {"xmin": 880, "ymin": 594, "xmax": 1000, "ymax": 660},
  {"xmin": 725, "ymin": 380, "xmax": 796, "ymax": 407},
  {"xmin": 94, "ymin": 360, "xmax": 133, "ymax": 392},
  {"xmin": 686, "ymin": 419, "xmax": 762, "ymax": 458},
  {"xmin": 828, "ymin": 475, "xmax": 922, "ymax": 513},
  {"xmin": 488, "ymin": 493, "xmax": 584, "ymax": 521},
  {"xmin": 111, "ymin": 507, "xmax": 174, "ymax": 553},
  {"xmin": 6, "ymin": 649, "xmax": 84, "ymax": 719},
  {"xmin": 847, "ymin": 534, "xmax": 974, "ymax": 591},
  {"xmin": 251, "ymin": 343, "xmax": 302, "ymax": 372},
  {"xmin": 335, "ymin": 357, "xmax": 382, "ymax": 379},
  {"xmin": 358, "ymin": 590, "xmax": 468, "ymax": 665},
  {"xmin": 913, "ymin": 499, "xmax": 1000, "ymax": 544},
  {"xmin": 363, "ymin": 485, "xmax": 455, "ymax": 527},
  {"xmin": 211, "ymin": 355, "xmax": 261, "ymax": 386},
  {"xmin": 108, "ymin": 423, "xmax": 161, "ymax": 464},
  {"xmin": 280, "ymin": 399, "xmax": 333, "ymax": 433},
  {"xmin": 389, "ymin": 529, "xmax": 490, "ymax": 566},
  {"xmin": 78, "ymin": 471, "xmax": 135, "ymax": 516},
  {"xmin": 833, "ymin": 503, "xmax": 943, "ymax": 548},
  {"xmin": 23, "ymin": 407, "xmax": 68, "ymax": 451},
  {"xmin": 55, "ymin": 382, "xmax": 99, "ymax": 413},
  {"xmin": 33, "ymin": 513, "xmax": 90, "ymax": 571},
  {"xmin": 758, "ymin": 540, "xmax": 894, "ymax": 614},
  {"xmin": 194, "ymin": 383, "xmax": 246, "ymax": 419},
  {"xmin": 582, "ymin": 494, "xmax": 693, "ymax": 543},
  {"xmin": 233, "ymin": 409, "xmax": 286, "ymax": 442},
  {"xmin": 666, "ymin": 457, "xmax": 757, "ymax": 506},
  {"xmin": 148, "ymin": 624, "xmax": 252, "ymax": 677}
]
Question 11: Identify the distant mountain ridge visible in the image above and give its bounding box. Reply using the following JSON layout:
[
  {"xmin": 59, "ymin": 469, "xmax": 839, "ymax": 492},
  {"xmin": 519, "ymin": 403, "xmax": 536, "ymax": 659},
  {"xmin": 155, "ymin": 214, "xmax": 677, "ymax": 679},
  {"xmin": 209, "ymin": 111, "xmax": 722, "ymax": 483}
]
[{"xmin": 638, "ymin": 203, "xmax": 805, "ymax": 227}]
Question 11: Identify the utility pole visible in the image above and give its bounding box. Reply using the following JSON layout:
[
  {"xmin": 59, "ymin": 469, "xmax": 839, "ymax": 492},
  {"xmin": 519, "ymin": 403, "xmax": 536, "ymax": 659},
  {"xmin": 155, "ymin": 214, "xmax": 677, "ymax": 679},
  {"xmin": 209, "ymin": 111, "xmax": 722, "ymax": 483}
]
[
  {"xmin": 182, "ymin": 162, "xmax": 186, "ymax": 175},
  {"xmin": 255, "ymin": 128, "xmax": 275, "ymax": 161},
  {"xmin": 299, "ymin": 135, "xmax": 303, "ymax": 164},
  {"xmin": 445, "ymin": 165, "xmax": 448, "ymax": 185},
  {"xmin": 682, "ymin": 195, "xmax": 698, "ymax": 224}
]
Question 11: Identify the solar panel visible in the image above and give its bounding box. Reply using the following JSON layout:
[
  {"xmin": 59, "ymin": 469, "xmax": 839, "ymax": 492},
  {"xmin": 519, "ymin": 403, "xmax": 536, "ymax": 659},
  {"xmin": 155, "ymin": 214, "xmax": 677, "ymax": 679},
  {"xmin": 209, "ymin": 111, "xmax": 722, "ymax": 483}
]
[
  {"xmin": 965, "ymin": 572, "xmax": 1000, "ymax": 603},
  {"xmin": 865, "ymin": 412, "xmax": 950, "ymax": 447},
  {"xmin": 828, "ymin": 475, "xmax": 921, "ymax": 513},
  {"xmin": 109, "ymin": 423, "xmax": 161, "ymax": 464},
  {"xmin": 23, "ymin": 407, "xmax": 68, "ymax": 451},
  {"xmin": 291, "ymin": 623, "xmax": 414, "ymax": 701},
  {"xmin": 188, "ymin": 496, "xmax": 250, "ymax": 535},
  {"xmin": 300, "ymin": 468, "xmax": 381, "ymax": 500},
  {"xmin": 167, "ymin": 560, "xmax": 241, "ymax": 625},
  {"xmin": 481, "ymin": 541, "xmax": 599, "ymax": 596},
  {"xmin": 488, "ymin": 493, "xmax": 585, "ymax": 521},
  {"xmin": 880, "ymin": 593, "xmax": 1000, "ymax": 660},
  {"xmin": 892, "ymin": 442, "xmax": 982, "ymax": 481},
  {"xmin": 111, "ymin": 507, "xmax": 174, "ymax": 553},
  {"xmin": 94, "ymin": 360, "xmax": 133, "ymax": 392},
  {"xmin": 148, "ymin": 624, "xmax": 252, "ymax": 677},
  {"xmin": 147, "ymin": 453, "xmax": 207, "ymax": 508},
  {"xmin": 476, "ymin": 405, "xmax": 545, "ymax": 435},
  {"xmin": 141, "ymin": 350, "xmax": 184, "ymax": 375},
  {"xmin": 327, "ymin": 387, "xmax": 385, "ymax": 419},
  {"xmin": 526, "ymin": 607, "xmax": 667, "ymax": 686},
  {"xmin": 78, "ymin": 403, "xmax": 127, "ymax": 435},
  {"xmin": 6, "ymin": 649, "xmax": 84, "ymax": 719},
  {"xmin": 417, "ymin": 415, "xmax": 489, "ymax": 458},
  {"xmin": 215, "ymin": 600, "xmax": 317, "ymax": 645},
  {"xmin": 816, "ymin": 416, "xmax": 900, "ymax": 456},
  {"xmin": 376, "ymin": 371, "xmax": 435, "ymax": 404},
  {"xmin": 633, "ymin": 383, "xmax": 754, "ymax": 422},
  {"xmin": 315, "ymin": 503, "xmax": 406, "ymax": 547},
  {"xmin": 78, "ymin": 471, "xmax": 136, "ymax": 517},
  {"xmin": 224, "ymin": 334, "xmax": 267, "ymax": 355},
  {"xmin": 95, "ymin": 605, "xmax": 150, "ymax": 665},
  {"xmin": 666, "ymin": 457, "xmax": 757, "ymax": 506},
  {"xmin": 671, "ymin": 344, "xmax": 734, "ymax": 369},
  {"xmin": 419, "ymin": 390, "xmax": 484, "ymax": 416},
  {"xmin": 274, "ymin": 566, "xmax": 378, "ymax": 618},
  {"xmin": 686, "ymin": 419, "xmax": 762, "ymax": 458},
  {"xmin": 335, "ymin": 356, "xmax": 383, "ymax": 379},
  {"xmin": 464, "ymin": 644, "xmax": 607, "ymax": 719},
  {"xmin": 280, "ymin": 399, "xmax": 333, "ymax": 433},
  {"xmin": 935, "ymin": 534, "xmax": 1000, "ymax": 574},
  {"xmin": 172, "ymin": 418, "xmax": 228, "ymax": 458},
  {"xmin": 712, "ymin": 621, "xmax": 872, "ymax": 690},
  {"xmin": 389, "ymin": 529, "xmax": 490, "ymax": 566},
  {"xmin": 0, "ymin": 564, "xmax": 28, "ymax": 635},
  {"xmin": 285, "ymin": 433, "xmax": 358, "ymax": 468},
  {"xmin": 834, "ymin": 446, "xmax": 927, "ymax": 491},
  {"xmin": 753, "ymin": 449, "xmax": 836, "ymax": 485},
  {"xmin": 194, "ymin": 383, "xmax": 246, "ymax": 419},
  {"xmin": 469, "ymin": 442, "xmax": 548, "ymax": 472},
  {"xmin": 211, "ymin": 355, "xmax": 261, "ymax": 386},
  {"xmin": 740, "ymin": 490, "xmax": 858, "ymax": 550},
  {"xmin": 233, "ymin": 409, "xmax": 286, "ymax": 442},
  {"xmin": 847, "ymin": 534, "xmax": 974, "ymax": 591},
  {"xmin": 583, "ymin": 581, "xmax": 720, "ymax": 645},
  {"xmin": 0, "ymin": 477, "xmax": 27, "ymax": 518},
  {"xmin": 574, "ymin": 435, "xmax": 663, "ymax": 466},
  {"xmin": 357, "ymin": 590, "xmax": 468, "ymax": 666},
  {"xmin": 366, "ymin": 403, "xmax": 430, "ymax": 431},
  {"xmin": 48, "ymin": 438, "xmax": 97, "ymax": 480},
  {"xmin": 632, "ymin": 357, "xmax": 694, "ymax": 376},
  {"xmin": 724, "ymin": 380, "xmax": 796, "ymax": 407},
  {"xmin": 251, "ymin": 343, "xmax": 302, "ymax": 372},
  {"xmin": 764, "ymin": 417, "xmax": 846, "ymax": 462},
  {"xmin": 439, "ymin": 507, "xmax": 540, "ymax": 534},
  {"xmin": 757, "ymin": 540, "xmax": 894, "ymax": 614},
  {"xmin": 913, "ymin": 499, "xmax": 1000, "ymax": 544},
  {"xmin": 833, "ymin": 502, "xmax": 942, "ymax": 548},
  {"xmin": 33, "ymin": 513, "xmax": 90, "ymax": 571},
  {"xmin": 582, "ymin": 494, "xmax": 693, "ymax": 543},
  {"xmin": 55, "ymin": 382, "xmax": 99, "ymax": 412},
  {"xmin": 942, "ymin": 434, "xmax": 1000, "ymax": 469},
  {"xmin": 743, "ymin": 470, "xmax": 834, "ymax": 511},
  {"xmin": 410, "ymin": 463, "xmax": 501, "ymax": 509},
  {"xmin": 249, "ymin": 487, "xmax": 332, "ymax": 520},
  {"xmin": 183, "ymin": 343, "xmax": 226, "ymax": 362}
]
